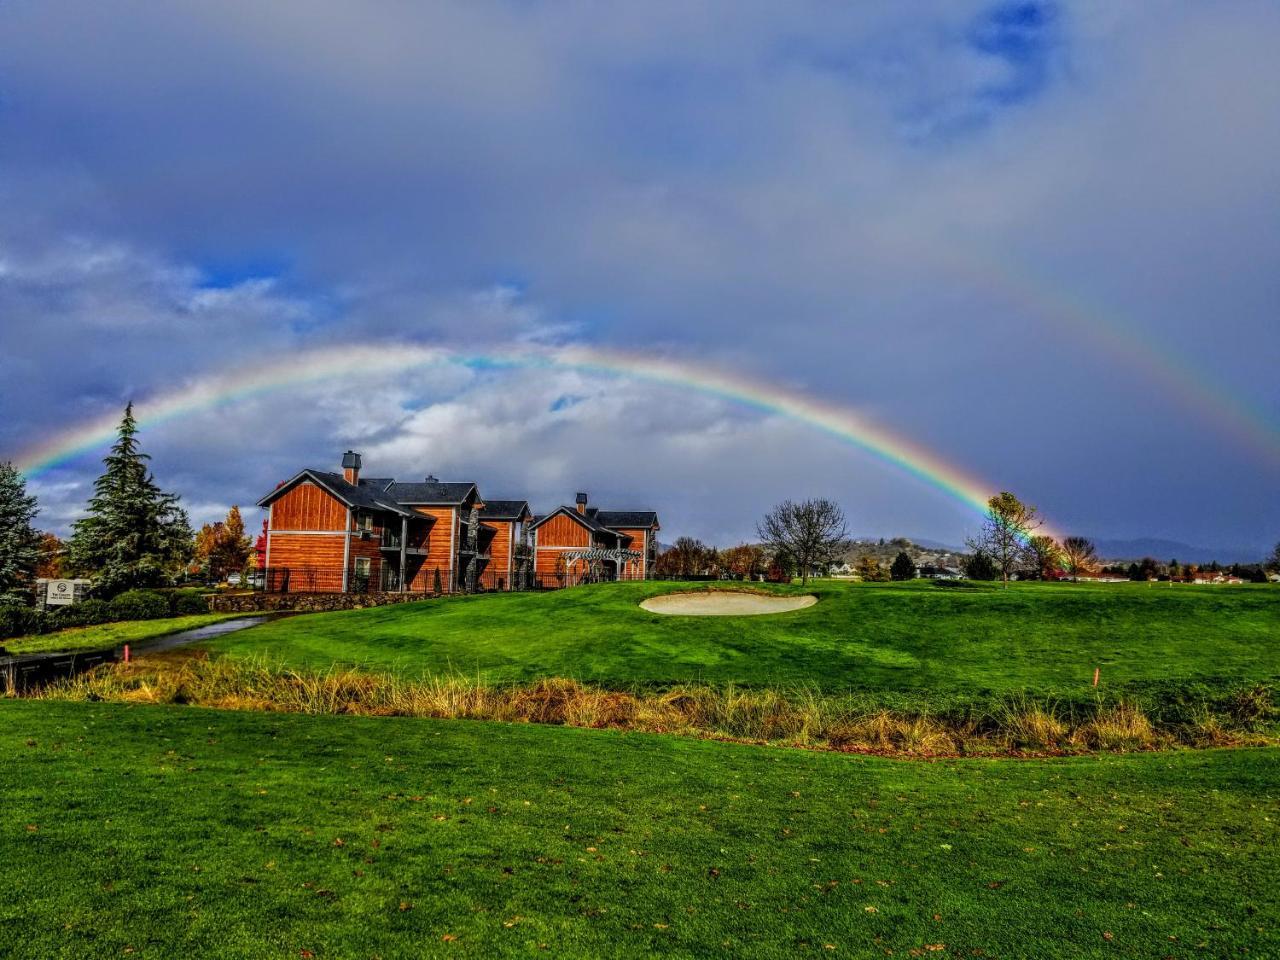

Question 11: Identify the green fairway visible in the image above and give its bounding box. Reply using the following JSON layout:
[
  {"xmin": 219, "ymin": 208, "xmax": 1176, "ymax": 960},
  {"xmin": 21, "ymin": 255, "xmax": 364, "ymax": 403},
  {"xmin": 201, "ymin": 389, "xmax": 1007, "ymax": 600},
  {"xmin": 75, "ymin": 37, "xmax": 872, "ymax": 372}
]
[
  {"xmin": 206, "ymin": 580, "xmax": 1280, "ymax": 694},
  {"xmin": 1, "ymin": 700, "xmax": 1275, "ymax": 959},
  {"xmin": 3, "ymin": 612, "xmax": 247, "ymax": 655}
]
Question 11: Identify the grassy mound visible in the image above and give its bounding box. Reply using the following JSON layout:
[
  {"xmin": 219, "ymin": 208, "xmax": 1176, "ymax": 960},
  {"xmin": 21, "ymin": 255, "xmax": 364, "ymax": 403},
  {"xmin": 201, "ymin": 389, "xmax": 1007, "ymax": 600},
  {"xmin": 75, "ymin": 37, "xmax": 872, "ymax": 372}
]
[
  {"xmin": 2, "ymin": 700, "xmax": 1276, "ymax": 958},
  {"xmin": 204, "ymin": 580, "xmax": 1280, "ymax": 694}
]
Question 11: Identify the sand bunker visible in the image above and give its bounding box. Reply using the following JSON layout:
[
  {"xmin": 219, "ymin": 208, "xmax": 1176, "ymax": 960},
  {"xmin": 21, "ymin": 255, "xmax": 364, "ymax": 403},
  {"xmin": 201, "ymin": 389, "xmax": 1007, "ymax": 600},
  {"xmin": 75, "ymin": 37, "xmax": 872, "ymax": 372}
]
[{"xmin": 640, "ymin": 591, "xmax": 818, "ymax": 616}]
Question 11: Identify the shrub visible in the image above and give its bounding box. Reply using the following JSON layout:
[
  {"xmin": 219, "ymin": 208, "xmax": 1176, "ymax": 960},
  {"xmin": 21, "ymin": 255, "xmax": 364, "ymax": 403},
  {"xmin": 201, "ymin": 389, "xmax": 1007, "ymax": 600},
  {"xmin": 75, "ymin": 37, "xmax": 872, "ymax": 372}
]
[
  {"xmin": 171, "ymin": 592, "xmax": 212, "ymax": 615},
  {"xmin": 108, "ymin": 590, "xmax": 170, "ymax": 622},
  {"xmin": 0, "ymin": 604, "xmax": 49, "ymax": 641},
  {"xmin": 48, "ymin": 598, "xmax": 112, "ymax": 630}
]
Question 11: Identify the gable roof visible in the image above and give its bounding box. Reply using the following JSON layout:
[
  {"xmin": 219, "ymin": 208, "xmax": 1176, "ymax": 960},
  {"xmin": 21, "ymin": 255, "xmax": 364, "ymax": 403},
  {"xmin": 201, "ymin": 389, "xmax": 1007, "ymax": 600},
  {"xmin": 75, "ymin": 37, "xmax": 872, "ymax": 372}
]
[
  {"xmin": 530, "ymin": 505, "xmax": 619, "ymax": 540},
  {"xmin": 257, "ymin": 469, "xmax": 415, "ymax": 517},
  {"xmin": 483, "ymin": 499, "xmax": 531, "ymax": 521},
  {"xmin": 385, "ymin": 480, "xmax": 479, "ymax": 505}
]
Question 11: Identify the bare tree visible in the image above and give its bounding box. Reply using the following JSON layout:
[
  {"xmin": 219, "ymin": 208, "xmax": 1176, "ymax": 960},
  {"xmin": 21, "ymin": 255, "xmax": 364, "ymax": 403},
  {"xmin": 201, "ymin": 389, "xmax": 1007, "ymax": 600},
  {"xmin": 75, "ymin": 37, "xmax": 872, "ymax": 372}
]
[
  {"xmin": 1062, "ymin": 536, "xmax": 1098, "ymax": 577},
  {"xmin": 966, "ymin": 491, "xmax": 1042, "ymax": 588},
  {"xmin": 757, "ymin": 499, "xmax": 848, "ymax": 587}
]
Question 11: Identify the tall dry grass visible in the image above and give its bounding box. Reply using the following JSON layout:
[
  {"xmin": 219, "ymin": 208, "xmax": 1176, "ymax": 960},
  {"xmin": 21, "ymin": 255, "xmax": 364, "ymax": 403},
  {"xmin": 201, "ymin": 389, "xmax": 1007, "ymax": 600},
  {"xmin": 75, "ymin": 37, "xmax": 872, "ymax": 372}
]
[{"xmin": 24, "ymin": 655, "xmax": 1276, "ymax": 757}]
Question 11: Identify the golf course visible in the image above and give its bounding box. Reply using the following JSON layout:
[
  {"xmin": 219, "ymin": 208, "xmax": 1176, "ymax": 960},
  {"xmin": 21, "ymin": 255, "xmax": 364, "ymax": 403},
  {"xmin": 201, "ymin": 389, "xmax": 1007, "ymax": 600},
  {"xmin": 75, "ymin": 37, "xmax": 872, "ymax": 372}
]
[{"xmin": 3, "ymin": 579, "xmax": 1278, "ymax": 957}]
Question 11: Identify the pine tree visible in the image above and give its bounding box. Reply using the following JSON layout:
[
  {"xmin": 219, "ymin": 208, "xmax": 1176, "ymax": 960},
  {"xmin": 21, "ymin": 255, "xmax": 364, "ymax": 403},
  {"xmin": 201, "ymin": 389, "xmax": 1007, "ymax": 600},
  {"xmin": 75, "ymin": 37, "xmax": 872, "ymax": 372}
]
[
  {"xmin": 889, "ymin": 550, "xmax": 916, "ymax": 581},
  {"xmin": 66, "ymin": 403, "xmax": 193, "ymax": 596},
  {"xmin": 0, "ymin": 462, "xmax": 41, "ymax": 605}
]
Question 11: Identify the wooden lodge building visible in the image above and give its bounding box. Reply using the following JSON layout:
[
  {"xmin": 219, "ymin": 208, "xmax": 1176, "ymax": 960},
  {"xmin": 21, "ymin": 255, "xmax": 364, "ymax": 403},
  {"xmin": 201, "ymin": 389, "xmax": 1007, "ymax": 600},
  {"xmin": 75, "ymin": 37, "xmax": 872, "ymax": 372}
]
[
  {"xmin": 257, "ymin": 452, "xmax": 658, "ymax": 594},
  {"xmin": 530, "ymin": 494, "xmax": 659, "ymax": 586}
]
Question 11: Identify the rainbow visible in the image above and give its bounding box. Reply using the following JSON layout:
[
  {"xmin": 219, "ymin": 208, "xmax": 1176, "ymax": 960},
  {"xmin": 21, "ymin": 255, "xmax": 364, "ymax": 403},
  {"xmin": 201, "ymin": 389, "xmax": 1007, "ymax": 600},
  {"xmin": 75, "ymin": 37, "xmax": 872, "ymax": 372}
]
[
  {"xmin": 8, "ymin": 342, "xmax": 1048, "ymax": 534},
  {"xmin": 937, "ymin": 246, "xmax": 1280, "ymax": 468}
]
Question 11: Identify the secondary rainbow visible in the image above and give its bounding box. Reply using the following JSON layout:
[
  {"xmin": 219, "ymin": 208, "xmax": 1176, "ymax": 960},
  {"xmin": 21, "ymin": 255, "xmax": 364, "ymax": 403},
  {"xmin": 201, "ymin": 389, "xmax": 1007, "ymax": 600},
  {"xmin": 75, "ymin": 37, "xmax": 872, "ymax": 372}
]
[
  {"xmin": 936, "ymin": 246, "xmax": 1280, "ymax": 468},
  {"xmin": 9, "ymin": 342, "xmax": 1032, "ymax": 532}
]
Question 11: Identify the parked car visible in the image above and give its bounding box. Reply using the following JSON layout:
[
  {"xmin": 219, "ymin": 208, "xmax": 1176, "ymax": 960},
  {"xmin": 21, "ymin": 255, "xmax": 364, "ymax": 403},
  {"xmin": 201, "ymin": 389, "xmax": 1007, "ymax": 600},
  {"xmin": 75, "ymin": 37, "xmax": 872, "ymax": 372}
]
[{"xmin": 226, "ymin": 573, "xmax": 242, "ymax": 586}]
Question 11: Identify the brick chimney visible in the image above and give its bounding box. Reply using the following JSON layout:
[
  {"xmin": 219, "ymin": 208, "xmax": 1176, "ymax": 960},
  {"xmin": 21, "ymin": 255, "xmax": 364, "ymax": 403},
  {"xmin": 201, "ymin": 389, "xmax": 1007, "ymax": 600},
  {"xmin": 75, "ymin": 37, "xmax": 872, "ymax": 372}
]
[
  {"xmin": 341, "ymin": 451, "xmax": 362, "ymax": 485},
  {"xmin": 575, "ymin": 492, "xmax": 588, "ymax": 515}
]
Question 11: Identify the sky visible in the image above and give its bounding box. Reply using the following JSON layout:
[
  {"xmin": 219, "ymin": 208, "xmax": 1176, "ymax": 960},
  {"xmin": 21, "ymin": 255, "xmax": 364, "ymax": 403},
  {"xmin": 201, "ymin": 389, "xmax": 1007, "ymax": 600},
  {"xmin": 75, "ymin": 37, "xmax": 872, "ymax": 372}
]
[{"xmin": 1, "ymin": 1, "xmax": 1277, "ymax": 553}]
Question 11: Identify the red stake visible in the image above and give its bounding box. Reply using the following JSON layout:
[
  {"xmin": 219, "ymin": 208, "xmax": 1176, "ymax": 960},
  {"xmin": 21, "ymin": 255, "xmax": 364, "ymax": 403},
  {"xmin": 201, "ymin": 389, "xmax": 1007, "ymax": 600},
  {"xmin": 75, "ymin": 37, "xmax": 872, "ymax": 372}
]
[
  {"xmin": 1092, "ymin": 667, "xmax": 1100, "ymax": 687},
  {"xmin": 123, "ymin": 644, "xmax": 130, "ymax": 664}
]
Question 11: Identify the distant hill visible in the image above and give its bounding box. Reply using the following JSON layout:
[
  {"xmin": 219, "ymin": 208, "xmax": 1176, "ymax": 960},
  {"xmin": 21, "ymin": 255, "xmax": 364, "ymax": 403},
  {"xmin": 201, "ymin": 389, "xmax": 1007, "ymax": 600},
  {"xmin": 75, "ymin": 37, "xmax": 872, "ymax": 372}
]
[{"xmin": 1090, "ymin": 538, "xmax": 1267, "ymax": 565}]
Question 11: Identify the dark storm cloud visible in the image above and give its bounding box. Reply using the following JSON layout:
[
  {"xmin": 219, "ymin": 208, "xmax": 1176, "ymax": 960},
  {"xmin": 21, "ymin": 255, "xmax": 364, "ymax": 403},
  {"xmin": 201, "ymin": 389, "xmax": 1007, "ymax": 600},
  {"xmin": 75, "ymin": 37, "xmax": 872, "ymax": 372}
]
[{"xmin": 1, "ymin": 1, "xmax": 1277, "ymax": 550}]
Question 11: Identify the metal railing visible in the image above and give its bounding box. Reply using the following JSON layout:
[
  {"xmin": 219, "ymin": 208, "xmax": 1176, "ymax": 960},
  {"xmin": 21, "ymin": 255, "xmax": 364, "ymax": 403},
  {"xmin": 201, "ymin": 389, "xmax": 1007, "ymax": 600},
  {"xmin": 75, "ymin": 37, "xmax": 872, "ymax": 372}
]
[{"xmin": 259, "ymin": 563, "xmax": 654, "ymax": 596}]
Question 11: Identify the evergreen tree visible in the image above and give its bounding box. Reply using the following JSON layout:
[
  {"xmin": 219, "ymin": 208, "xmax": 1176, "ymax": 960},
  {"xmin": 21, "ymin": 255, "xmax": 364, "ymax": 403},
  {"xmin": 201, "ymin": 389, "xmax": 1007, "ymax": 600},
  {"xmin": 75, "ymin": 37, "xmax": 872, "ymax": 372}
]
[
  {"xmin": 964, "ymin": 549, "xmax": 998, "ymax": 581},
  {"xmin": 889, "ymin": 550, "xmax": 917, "ymax": 581},
  {"xmin": 66, "ymin": 404, "xmax": 193, "ymax": 596},
  {"xmin": 0, "ymin": 462, "xmax": 41, "ymax": 605}
]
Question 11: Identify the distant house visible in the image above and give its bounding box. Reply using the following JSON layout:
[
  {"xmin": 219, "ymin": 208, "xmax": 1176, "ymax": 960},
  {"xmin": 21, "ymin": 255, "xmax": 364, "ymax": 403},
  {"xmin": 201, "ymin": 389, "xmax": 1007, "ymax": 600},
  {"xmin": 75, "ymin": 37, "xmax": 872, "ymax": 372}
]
[
  {"xmin": 530, "ymin": 493, "xmax": 659, "ymax": 587},
  {"xmin": 1070, "ymin": 571, "xmax": 1130, "ymax": 583}
]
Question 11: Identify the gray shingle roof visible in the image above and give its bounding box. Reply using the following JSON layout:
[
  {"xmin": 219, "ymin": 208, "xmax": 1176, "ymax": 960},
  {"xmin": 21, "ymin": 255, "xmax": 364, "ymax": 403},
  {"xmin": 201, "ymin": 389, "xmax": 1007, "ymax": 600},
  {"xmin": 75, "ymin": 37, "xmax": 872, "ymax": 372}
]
[
  {"xmin": 483, "ymin": 499, "xmax": 531, "ymax": 520},
  {"xmin": 592, "ymin": 510, "xmax": 659, "ymax": 529},
  {"xmin": 385, "ymin": 481, "xmax": 478, "ymax": 505}
]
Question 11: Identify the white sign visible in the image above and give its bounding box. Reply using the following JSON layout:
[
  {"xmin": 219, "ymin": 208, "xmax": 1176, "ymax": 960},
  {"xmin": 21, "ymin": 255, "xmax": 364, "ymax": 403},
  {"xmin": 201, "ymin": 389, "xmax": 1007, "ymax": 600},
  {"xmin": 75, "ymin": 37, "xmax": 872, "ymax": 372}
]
[{"xmin": 45, "ymin": 580, "xmax": 77, "ymax": 606}]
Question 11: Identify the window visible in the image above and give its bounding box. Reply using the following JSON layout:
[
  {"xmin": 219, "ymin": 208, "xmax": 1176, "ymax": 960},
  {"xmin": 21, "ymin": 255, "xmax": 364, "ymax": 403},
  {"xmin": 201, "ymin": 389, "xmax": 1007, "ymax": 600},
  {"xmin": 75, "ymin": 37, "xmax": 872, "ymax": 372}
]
[
  {"xmin": 356, "ymin": 513, "xmax": 373, "ymax": 532},
  {"xmin": 354, "ymin": 557, "xmax": 371, "ymax": 577}
]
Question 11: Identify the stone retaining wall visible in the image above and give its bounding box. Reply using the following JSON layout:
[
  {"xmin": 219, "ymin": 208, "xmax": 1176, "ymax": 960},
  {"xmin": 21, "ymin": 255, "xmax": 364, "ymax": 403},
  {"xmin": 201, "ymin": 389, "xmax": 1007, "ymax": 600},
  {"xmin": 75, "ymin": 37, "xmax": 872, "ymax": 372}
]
[{"xmin": 207, "ymin": 592, "xmax": 444, "ymax": 614}]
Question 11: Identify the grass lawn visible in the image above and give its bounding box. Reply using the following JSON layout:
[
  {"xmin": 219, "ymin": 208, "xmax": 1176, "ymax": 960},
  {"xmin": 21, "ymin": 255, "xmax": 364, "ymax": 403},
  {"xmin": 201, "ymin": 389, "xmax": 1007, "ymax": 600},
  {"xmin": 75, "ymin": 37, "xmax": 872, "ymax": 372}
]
[
  {"xmin": 1, "ymin": 700, "xmax": 1275, "ymax": 959},
  {"xmin": 205, "ymin": 580, "xmax": 1280, "ymax": 694},
  {"xmin": 3, "ymin": 613, "xmax": 248, "ymax": 655}
]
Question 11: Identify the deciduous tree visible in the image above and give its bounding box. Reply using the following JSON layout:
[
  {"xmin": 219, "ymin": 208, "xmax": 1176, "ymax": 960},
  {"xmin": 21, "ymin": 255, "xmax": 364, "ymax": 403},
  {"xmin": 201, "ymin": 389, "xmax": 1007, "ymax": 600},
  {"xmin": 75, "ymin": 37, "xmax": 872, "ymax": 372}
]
[
  {"xmin": 1062, "ymin": 537, "xmax": 1098, "ymax": 577},
  {"xmin": 0, "ymin": 462, "xmax": 41, "ymax": 605},
  {"xmin": 720, "ymin": 544, "xmax": 766, "ymax": 580},
  {"xmin": 193, "ymin": 506, "xmax": 253, "ymax": 581},
  {"xmin": 1025, "ymin": 535, "xmax": 1063, "ymax": 581},
  {"xmin": 757, "ymin": 499, "xmax": 848, "ymax": 587},
  {"xmin": 65, "ymin": 404, "xmax": 193, "ymax": 596},
  {"xmin": 966, "ymin": 491, "xmax": 1043, "ymax": 587},
  {"xmin": 856, "ymin": 555, "xmax": 887, "ymax": 582},
  {"xmin": 35, "ymin": 532, "xmax": 64, "ymax": 579},
  {"xmin": 657, "ymin": 537, "xmax": 714, "ymax": 577}
]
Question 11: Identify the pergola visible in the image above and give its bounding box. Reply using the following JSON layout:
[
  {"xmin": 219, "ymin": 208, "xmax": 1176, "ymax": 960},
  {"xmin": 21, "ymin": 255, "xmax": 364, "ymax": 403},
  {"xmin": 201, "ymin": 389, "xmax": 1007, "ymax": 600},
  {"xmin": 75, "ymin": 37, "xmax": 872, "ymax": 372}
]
[{"xmin": 561, "ymin": 547, "xmax": 644, "ymax": 581}]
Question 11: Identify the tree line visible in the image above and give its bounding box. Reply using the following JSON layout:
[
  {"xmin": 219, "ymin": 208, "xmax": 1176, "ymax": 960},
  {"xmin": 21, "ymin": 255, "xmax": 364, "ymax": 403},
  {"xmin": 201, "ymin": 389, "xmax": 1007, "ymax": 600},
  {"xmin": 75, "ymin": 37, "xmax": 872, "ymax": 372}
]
[
  {"xmin": 651, "ymin": 491, "xmax": 1280, "ymax": 587},
  {"xmin": 0, "ymin": 405, "xmax": 255, "ymax": 606}
]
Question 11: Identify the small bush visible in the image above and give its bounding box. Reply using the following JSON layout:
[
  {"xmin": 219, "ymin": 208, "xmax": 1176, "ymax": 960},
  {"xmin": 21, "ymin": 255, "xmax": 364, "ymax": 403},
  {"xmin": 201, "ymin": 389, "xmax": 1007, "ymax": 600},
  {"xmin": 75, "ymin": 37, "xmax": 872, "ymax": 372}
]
[
  {"xmin": 108, "ymin": 590, "xmax": 170, "ymax": 622},
  {"xmin": 48, "ymin": 599, "xmax": 112, "ymax": 630},
  {"xmin": 0, "ymin": 604, "xmax": 49, "ymax": 640},
  {"xmin": 172, "ymin": 593, "xmax": 212, "ymax": 615}
]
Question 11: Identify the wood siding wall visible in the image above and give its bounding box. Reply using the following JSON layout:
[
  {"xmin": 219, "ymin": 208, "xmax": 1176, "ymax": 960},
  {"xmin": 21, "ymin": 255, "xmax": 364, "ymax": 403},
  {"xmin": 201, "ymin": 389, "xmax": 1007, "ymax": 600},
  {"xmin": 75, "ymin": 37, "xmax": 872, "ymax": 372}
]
[
  {"xmin": 535, "ymin": 513, "xmax": 592, "ymax": 547},
  {"xmin": 270, "ymin": 482, "xmax": 348, "ymax": 530},
  {"xmin": 407, "ymin": 506, "xmax": 457, "ymax": 590},
  {"xmin": 613, "ymin": 527, "xmax": 650, "ymax": 577},
  {"xmin": 486, "ymin": 521, "xmax": 514, "ymax": 583}
]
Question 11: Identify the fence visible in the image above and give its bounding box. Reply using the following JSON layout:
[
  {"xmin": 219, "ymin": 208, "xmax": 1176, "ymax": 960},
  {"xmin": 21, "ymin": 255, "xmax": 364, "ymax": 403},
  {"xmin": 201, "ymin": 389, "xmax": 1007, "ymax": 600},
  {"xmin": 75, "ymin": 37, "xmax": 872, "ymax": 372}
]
[
  {"xmin": 258, "ymin": 563, "xmax": 655, "ymax": 597},
  {"xmin": 0, "ymin": 646, "xmax": 118, "ymax": 694}
]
